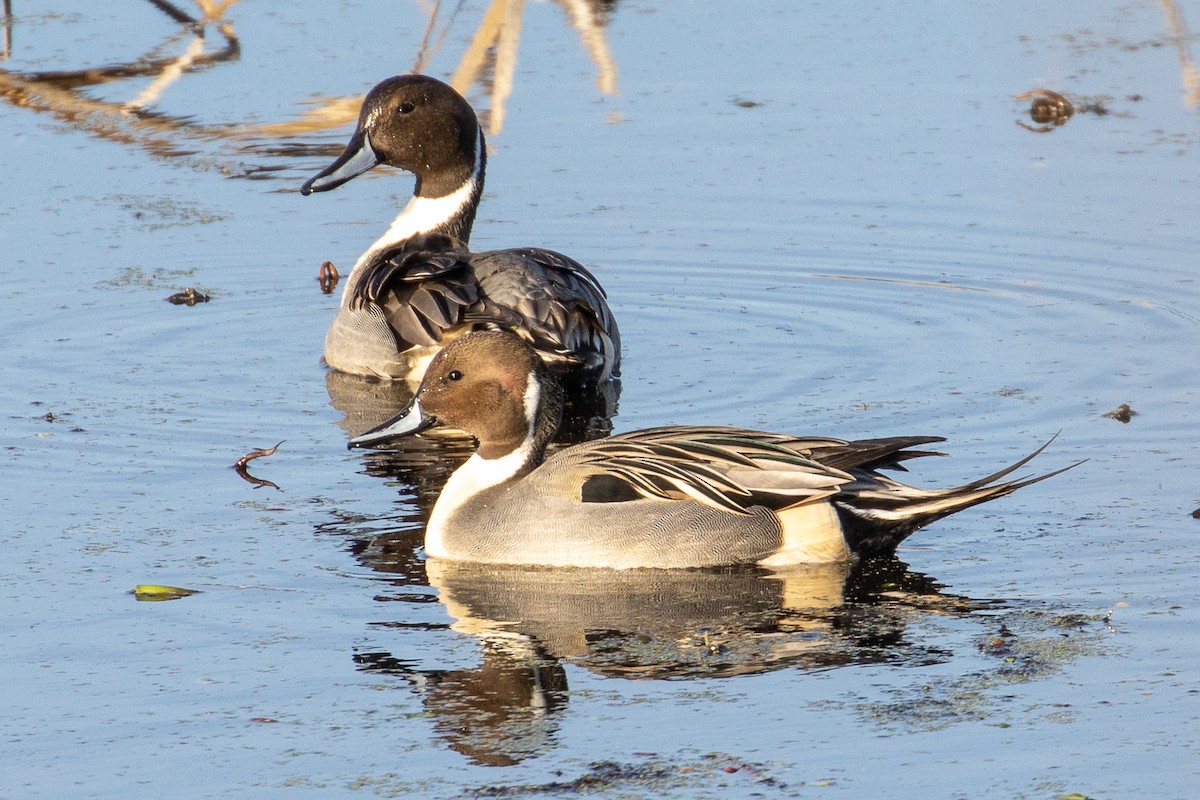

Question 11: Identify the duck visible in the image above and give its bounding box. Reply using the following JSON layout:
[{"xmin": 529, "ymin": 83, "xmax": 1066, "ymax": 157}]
[
  {"xmin": 300, "ymin": 74, "xmax": 620, "ymax": 389},
  {"xmin": 348, "ymin": 330, "xmax": 1082, "ymax": 569}
]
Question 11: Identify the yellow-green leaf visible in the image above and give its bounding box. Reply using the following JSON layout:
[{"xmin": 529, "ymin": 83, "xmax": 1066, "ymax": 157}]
[{"xmin": 132, "ymin": 584, "xmax": 200, "ymax": 601}]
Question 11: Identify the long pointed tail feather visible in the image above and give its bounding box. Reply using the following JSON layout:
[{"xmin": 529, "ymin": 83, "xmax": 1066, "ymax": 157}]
[{"xmin": 837, "ymin": 435, "xmax": 1085, "ymax": 557}]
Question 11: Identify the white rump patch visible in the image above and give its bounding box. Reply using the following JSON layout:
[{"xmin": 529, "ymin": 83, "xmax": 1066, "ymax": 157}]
[{"xmin": 758, "ymin": 501, "xmax": 851, "ymax": 566}]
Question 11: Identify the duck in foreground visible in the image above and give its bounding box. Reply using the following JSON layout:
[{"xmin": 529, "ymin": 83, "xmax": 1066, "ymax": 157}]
[
  {"xmin": 349, "ymin": 331, "xmax": 1082, "ymax": 569},
  {"xmin": 301, "ymin": 74, "xmax": 620, "ymax": 388}
]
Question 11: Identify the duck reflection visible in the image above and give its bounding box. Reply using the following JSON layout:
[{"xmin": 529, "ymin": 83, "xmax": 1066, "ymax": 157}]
[
  {"xmin": 354, "ymin": 638, "xmax": 567, "ymax": 767},
  {"xmin": 349, "ymin": 541, "xmax": 989, "ymax": 765}
]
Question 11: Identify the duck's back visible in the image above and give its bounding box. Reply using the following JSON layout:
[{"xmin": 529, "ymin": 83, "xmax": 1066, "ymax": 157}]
[
  {"xmin": 325, "ymin": 240, "xmax": 619, "ymax": 382},
  {"xmin": 467, "ymin": 247, "xmax": 619, "ymax": 375}
]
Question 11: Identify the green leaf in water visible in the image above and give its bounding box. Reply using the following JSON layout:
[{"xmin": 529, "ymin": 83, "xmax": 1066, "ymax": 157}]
[{"xmin": 132, "ymin": 584, "xmax": 200, "ymax": 602}]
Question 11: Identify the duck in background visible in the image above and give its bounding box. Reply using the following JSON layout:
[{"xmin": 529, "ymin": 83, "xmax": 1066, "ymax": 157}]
[{"xmin": 301, "ymin": 75, "xmax": 620, "ymax": 416}]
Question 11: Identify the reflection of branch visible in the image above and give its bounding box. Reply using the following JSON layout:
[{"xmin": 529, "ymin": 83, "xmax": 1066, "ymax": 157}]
[
  {"xmin": 450, "ymin": 0, "xmax": 525, "ymax": 136},
  {"xmin": 0, "ymin": 70, "xmax": 199, "ymax": 157},
  {"xmin": 0, "ymin": 8, "xmax": 244, "ymax": 161},
  {"xmin": 557, "ymin": 0, "xmax": 617, "ymax": 95},
  {"xmin": 2, "ymin": 0, "xmax": 12, "ymax": 61},
  {"xmin": 0, "ymin": 0, "xmax": 623, "ymax": 168},
  {"xmin": 450, "ymin": 0, "xmax": 508, "ymax": 96},
  {"xmin": 0, "ymin": 2, "xmax": 341, "ymax": 160},
  {"xmin": 196, "ymin": 0, "xmax": 240, "ymax": 20},
  {"xmin": 490, "ymin": 0, "xmax": 524, "ymax": 135},
  {"xmin": 14, "ymin": 22, "xmax": 239, "ymax": 90},
  {"xmin": 448, "ymin": 0, "xmax": 619, "ymax": 134},
  {"xmin": 125, "ymin": 36, "xmax": 207, "ymax": 109},
  {"xmin": 1159, "ymin": 0, "xmax": 1200, "ymax": 108},
  {"xmin": 413, "ymin": 0, "xmax": 468, "ymax": 74},
  {"xmin": 229, "ymin": 95, "xmax": 363, "ymax": 137},
  {"xmin": 146, "ymin": 0, "xmax": 202, "ymax": 28}
]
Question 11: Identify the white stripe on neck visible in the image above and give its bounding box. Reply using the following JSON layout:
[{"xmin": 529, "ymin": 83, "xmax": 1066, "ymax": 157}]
[
  {"xmin": 424, "ymin": 373, "xmax": 542, "ymax": 559},
  {"xmin": 353, "ymin": 129, "xmax": 484, "ymax": 273}
]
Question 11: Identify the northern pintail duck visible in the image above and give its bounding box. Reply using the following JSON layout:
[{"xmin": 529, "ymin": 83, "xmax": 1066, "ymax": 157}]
[
  {"xmin": 301, "ymin": 74, "xmax": 620, "ymax": 387},
  {"xmin": 349, "ymin": 331, "xmax": 1081, "ymax": 569}
]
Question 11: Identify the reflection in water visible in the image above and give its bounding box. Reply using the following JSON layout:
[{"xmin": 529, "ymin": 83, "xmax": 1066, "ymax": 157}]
[
  {"xmin": 445, "ymin": 0, "xmax": 619, "ymax": 134},
  {"xmin": 1159, "ymin": 0, "xmax": 1200, "ymax": 108},
  {"xmin": 421, "ymin": 559, "xmax": 979, "ymax": 680},
  {"xmin": 0, "ymin": 1, "xmax": 241, "ymax": 160},
  {"xmin": 2, "ymin": 0, "xmax": 11, "ymax": 61},
  {"xmin": 347, "ymin": 537, "xmax": 993, "ymax": 765},
  {"xmin": 355, "ymin": 640, "xmax": 568, "ymax": 767},
  {"xmin": 0, "ymin": 0, "xmax": 621, "ymax": 169},
  {"xmin": 231, "ymin": 439, "xmax": 284, "ymax": 491},
  {"xmin": 326, "ymin": 369, "xmax": 417, "ymax": 442}
]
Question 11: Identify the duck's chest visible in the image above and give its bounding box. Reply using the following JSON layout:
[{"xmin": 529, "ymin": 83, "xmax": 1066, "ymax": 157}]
[{"xmin": 425, "ymin": 452, "xmax": 535, "ymax": 559}]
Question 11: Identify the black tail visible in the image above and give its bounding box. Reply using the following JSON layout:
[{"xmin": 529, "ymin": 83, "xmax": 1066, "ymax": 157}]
[{"xmin": 836, "ymin": 434, "xmax": 1084, "ymax": 558}]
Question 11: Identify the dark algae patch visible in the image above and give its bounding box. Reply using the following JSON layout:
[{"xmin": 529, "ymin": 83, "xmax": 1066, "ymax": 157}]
[
  {"xmin": 848, "ymin": 608, "xmax": 1111, "ymax": 730},
  {"xmin": 469, "ymin": 755, "xmax": 790, "ymax": 798}
]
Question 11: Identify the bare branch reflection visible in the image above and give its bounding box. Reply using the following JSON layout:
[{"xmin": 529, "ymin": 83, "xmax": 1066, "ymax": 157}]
[
  {"xmin": 0, "ymin": 0, "xmax": 621, "ymax": 173},
  {"xmin": 2, "ymin": 0, "xmax": 12, "ymax": 61},
  {"xmin": 0, "ymin": 1, "xmax": 240, "ymax": 161},
  {"xmin": 1159, "ymin": 0, "xmax": 1200, "ymax": 108}
]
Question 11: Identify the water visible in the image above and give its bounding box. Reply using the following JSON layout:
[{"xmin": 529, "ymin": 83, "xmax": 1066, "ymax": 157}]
[{"xmin": 3, "ymin": 1, "xmax": 1199, "ymax": 797}]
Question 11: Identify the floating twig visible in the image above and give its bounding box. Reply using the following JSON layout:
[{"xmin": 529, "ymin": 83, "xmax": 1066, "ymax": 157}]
[
  {"xmin": 166, "ymin": 287, "xmax": 210, "ymax": 305},
  {"xmin": 233, "ymin": 440, "xmax": 284, "ymax": 491},
  {"xmin": 317, "ymin": 261, "xmax": 340, "ymax": 294},
  {"xmin": 1102, "ymin": 403, "xmax": 1137, "ymax": 423}
]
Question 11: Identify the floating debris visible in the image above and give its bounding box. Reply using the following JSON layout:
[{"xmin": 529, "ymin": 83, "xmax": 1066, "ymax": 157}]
[
  {"xmin": 233, "ymin": 440, "xmax": 284, "ymax": 491},
  {"xmin": 1014, "ymin": 88, "xmax": 1074, "ymax": 132},
  {"xmin": 166, "ymin": 288, "xmax": 210, "ymax": 306},
  {"xmin": 132, "ymin": 584, "xmax": 200, "ymax": 602},
  {"xmin": 1103, "ymin": 403, "xmax": 1137, "ymax": 423},
  {"xmin": 1074, "ymin": 96, "xmax": 1111, "ymax": 116},
  {"xmin": 317, "ymin": 260, "xmax": 340, "ymax": 294}
]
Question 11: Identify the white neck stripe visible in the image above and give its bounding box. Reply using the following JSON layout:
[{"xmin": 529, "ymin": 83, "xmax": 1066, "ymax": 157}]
[
  {"xmin": 424, "ymin": 369, "xmax": 541, "ymax": 558},
  {"xmin": 522, "ymin": 370, "xmax": 541, "ymax": 442},
  {"xmin": 355, "ymin": 128, "xmax": 484, "ymax": 270}
]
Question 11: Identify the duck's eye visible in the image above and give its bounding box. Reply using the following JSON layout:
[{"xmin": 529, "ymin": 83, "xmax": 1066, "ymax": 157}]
[
  {"xmin": 398, "ymin": 102, "xmax": 416, "ymax": 114},
  {"xmin": 446, "ymin": 370, "xmax": 463, "ymax": 381}
]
